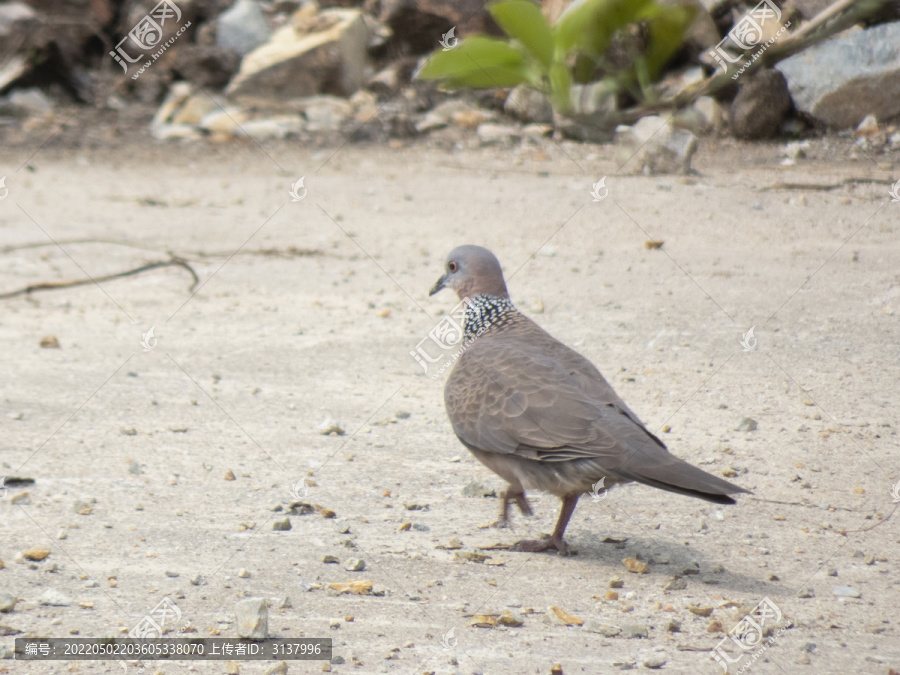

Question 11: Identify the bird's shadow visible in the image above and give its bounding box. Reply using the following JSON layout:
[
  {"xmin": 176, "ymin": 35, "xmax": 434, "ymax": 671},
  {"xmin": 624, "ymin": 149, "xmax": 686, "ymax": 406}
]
[{"xmin": 546, "ymin": 530, "xmax": 792, "ymax": 599}]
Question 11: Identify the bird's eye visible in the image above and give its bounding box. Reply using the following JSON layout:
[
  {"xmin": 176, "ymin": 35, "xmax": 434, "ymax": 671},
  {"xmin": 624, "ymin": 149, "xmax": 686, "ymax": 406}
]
[{"xmin": 448, "ymin": 261, "xmax": 458, "ymax": 272}]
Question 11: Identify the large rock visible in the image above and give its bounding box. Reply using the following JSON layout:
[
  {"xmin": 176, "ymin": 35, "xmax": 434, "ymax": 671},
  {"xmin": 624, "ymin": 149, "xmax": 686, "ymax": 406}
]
[
  {"xmin": 730, "ymin": 69, "xmax": 791, "ymax": 139},
  {"xmin": 177, "ymin": 45, "xmax": 242, "ymax": 89},
  {"xmin": 504, "ymin": 85, "xmax": 552, "ymax": 124},
  {"xmin": 0, "ymin": 2, "xmax": 38, "ymax": 41},
  {"xmin": 235, "ymin": 597, "xmax": 268, "ymax": 639},
  {"xmin": 216, "ymin": 0, "xmax": 270, "ymax": 55},
  {"xmin": 380, "ymin": 0, "xmax": 498, "ymax": 54},
  {"xmin": 616, "ymin": 115, "xmax": 698, "ymax": 175},
  {"xmin": 226, "ymin": 9, "xmax": 368, "ymax": 99},
  {"xmin": 776, "ymin": 21, "xmax": 900, "ymax": 129}
]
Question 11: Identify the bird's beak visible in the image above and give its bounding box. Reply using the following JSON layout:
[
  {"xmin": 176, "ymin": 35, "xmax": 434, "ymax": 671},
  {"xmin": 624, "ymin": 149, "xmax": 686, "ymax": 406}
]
[{"xmin": 429, "ymin": 273, "xmax": 448, "ymax": 297}]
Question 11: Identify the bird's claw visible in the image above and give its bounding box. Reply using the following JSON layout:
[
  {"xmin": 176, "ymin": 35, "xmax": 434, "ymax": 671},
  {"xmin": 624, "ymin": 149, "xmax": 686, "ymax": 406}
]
[
  {"xmin": 490, "ymin": 518, "xmax": 511, "ymax": 529},
  {"xmin": 511, "ymin": 536, "xmax": 573, "ymax": 556}
]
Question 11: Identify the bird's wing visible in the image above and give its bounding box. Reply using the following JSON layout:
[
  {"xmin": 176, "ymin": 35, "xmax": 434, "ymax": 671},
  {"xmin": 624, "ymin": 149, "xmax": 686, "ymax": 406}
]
[
  {"xmin": 444, "ymin": 334, "xmax": 664, "ymax": 464},
  {"xmin": 445, "ymin": 328, "xmax": 750, "ymax": 500}
]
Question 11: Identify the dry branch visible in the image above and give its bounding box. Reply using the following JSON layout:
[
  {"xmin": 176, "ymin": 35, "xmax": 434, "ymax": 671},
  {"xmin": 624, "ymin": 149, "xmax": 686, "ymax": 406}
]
[{"xmin": 0, "ymin": 257, "xmax": 199, "ymax": 300}]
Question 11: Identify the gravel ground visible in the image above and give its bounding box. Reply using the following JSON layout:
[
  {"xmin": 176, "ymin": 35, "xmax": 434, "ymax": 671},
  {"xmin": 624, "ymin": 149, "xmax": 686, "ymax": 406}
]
[{"xmin": 0, "ymin": 121, "xmax": 899, "ymax": 675}]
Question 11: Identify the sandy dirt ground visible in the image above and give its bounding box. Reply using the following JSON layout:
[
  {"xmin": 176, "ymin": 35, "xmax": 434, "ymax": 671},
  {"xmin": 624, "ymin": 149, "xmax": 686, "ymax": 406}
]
[{"xmin": 0, "ymin": 115, "xmax": 899, "ymax": 675}]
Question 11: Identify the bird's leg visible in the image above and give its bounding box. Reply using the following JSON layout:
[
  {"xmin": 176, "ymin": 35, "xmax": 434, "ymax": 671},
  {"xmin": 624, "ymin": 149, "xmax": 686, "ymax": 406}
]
[
  {"xmin": 512, "ymin": 493, "xmax": 579, "ymax": 556},
  {"xmin": 492, "ymin": 488, "xmax": 531, "ymax": 528},
  {"xmin": 514, "ymin": 492, "xmax": 533, "ymax": 516}
]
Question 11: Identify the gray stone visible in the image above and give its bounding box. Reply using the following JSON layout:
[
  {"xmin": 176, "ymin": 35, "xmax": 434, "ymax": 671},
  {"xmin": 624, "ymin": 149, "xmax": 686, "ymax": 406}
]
[
  {"xmin": 730, "ymin": 69, "xmax": 792, "ymax": 140},
  {"xmin": 216, "ymin": 0, "xmax": 270, "ymax": 56},
  {"xmin": 642, "ymin": 655, "xmax": 666, "ymax": 669},
  {"xmin": 303, "ymin": 96, "xmax": 353, "ymax": 133},
  {"xmin": 227, "ymin": 10, "xmax": 369, "ymax": 100},
  {"xmin": 3, "ymin": 88, "xmax": 52, "ymax": 120},
  {"xmin": 504, "ymin": 86, "xmax": 553, "ymax": 124},
  {"xmin": 0, "ymin": 2, "xmax": 37, "ymax": 41},
  {"xmin": 777, "ymin": 21, "xmax": 900, "ymax": 128},
  {"xmin": 461, "ymin": 480, "xmax": 497, "ymax": 498},
  {"xmin": 797, "ymin": 587, "xmax": 815, "ymax": 598},
  {"xmin": 343, "ymin": 558, "xmax": 365, "ymax": 571},
  {"xmin": 0, "ymin": 592, "xmax": 17, "ymax": 612},
  {"xmin": 272, "ymin": 517, "xmax": 292, "ymax": 531},
  {"xmin": 264, "ymin": 661, "xmax": 287, "ymax": 675},
  {"xmin": 617, "ymin": 116, "xmax": 697, "ymax": 175},
  {"xmin": 39, "ymin": 589, "xmax": 71, "ymax": 606},
  {"xmin": 235, "ymin": 597, "xmax": 268, "ymax": 639},
  {"xmin": 737, "ymin": 417, "xmax": 758, "ymax": 432},
  {"xmin": 584, "ymin": 620, "xmax": 621, "ymax": 637},
  {"xmin": 622, "ymin": 624, "xmax": 649, "ymax": 639},
  {"xmin": 663, "ymin": 577, "xmax": 687, "ymax": 591},
  {"xmin": 477, "ymin": 123, "xmax": 520, "ymax": 146},
  {"xmin": 832, "ymin": 586, "xmax": 860, "ymax": 598},
  {"xmin": 317, "ymin": 416, "xmax": 346, "ymax": 436}
]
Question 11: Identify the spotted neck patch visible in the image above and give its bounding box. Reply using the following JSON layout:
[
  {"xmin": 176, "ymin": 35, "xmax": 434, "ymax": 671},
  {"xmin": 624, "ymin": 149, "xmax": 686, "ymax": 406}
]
[{"xmin": 463, "ymin": 295, "xmax": 517, "ymax": 338}]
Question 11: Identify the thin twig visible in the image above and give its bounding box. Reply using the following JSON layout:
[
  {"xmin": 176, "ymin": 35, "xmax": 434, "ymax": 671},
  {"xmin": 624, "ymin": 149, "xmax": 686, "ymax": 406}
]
[{"xmin": 0, "ymin": 258, "xmax": 199, "ymax": 300}]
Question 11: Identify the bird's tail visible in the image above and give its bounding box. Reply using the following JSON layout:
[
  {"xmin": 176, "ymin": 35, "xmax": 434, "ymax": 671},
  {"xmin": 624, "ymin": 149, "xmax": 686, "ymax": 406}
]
[{"xmin": 617, "ymin": 455, "xmax": 750, "ymax": 505}]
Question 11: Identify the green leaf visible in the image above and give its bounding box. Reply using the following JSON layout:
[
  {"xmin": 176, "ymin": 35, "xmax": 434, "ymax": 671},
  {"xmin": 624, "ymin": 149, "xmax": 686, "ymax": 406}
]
[
  {"xmin": 443, "ymin": 64, "xmax": 534, "ymax": 89},
  {"xmin": 554, "ymin": 0, "xmax": 655, "ymax": 58},
  {"xmin": 548, "ymin": 62, "xmax": 572, "ymax": 113},
  {"xmin": 644, "ymin": 4, "xmax": 696, "ymax": 80},
  {"xmin": 489, "ymin": 0, "xmax": 554, "ymax": 69},
  {"xmin": 417, "ymin": 36, "xmax": 525, "ymax": 81}
]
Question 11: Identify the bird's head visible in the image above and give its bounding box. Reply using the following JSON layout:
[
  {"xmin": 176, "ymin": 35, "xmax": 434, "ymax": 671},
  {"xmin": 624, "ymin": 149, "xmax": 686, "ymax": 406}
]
[{"xmin": 429, "ymin": 245, "xmax": 509, "ymax": 301}]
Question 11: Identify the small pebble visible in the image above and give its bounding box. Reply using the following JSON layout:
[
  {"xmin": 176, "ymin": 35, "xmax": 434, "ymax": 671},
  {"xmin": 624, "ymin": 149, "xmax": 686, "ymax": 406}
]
[
  {"xmin": 272, "ymin": 518, "xmax": 292, "ymax": 531},
  {"xmin": 642, "ymin": 655, "xmax": 666, "ymax": 669},
  {"xmin": 344, "ymin": 558, "xmax": 365, "ymax": 572},
  {"xmin": 22, "ymin": 547, "xmax": 50, "ymax": 561},
  {"xmin": 737, "ymin": 417, "xmax": 757, "ymax": 432},
  {"xmin": 238, "ymin": 568, "xmax": 251, "ymax": 578},
  {"xmin": 622, "ymin": 624, "xmax": 649, "ymax": 639},
  {"xmin": 797, "ymin": 587, "xmax": 815, "ymax": 598},
  {"xmin": 663, "ymin": 577, "xmax": 687, "ymax": 591},
  {"xmin": 323, "ymin": 555, "xmax": 340, "ymax": 564},
  {"xmin": 317, "ymin": 418, "xmax": 345, "ymax": 436},
  {"xmin": 833, "ymin": 586, "xmax": 860, "ymax": 598}
]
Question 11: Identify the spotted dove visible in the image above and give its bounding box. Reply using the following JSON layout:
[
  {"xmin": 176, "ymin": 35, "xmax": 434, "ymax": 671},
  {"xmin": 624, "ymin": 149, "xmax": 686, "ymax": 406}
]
[{"xmin": 429, "ymin": 245, "xmax": 749, "ymax": 555}]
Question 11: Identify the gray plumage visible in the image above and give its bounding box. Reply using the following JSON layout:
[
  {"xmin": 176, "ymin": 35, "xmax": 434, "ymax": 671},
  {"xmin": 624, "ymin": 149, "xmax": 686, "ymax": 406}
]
[{"xmin": 429, "ymin": 245, "xmax": 749, "ymax": 555}]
